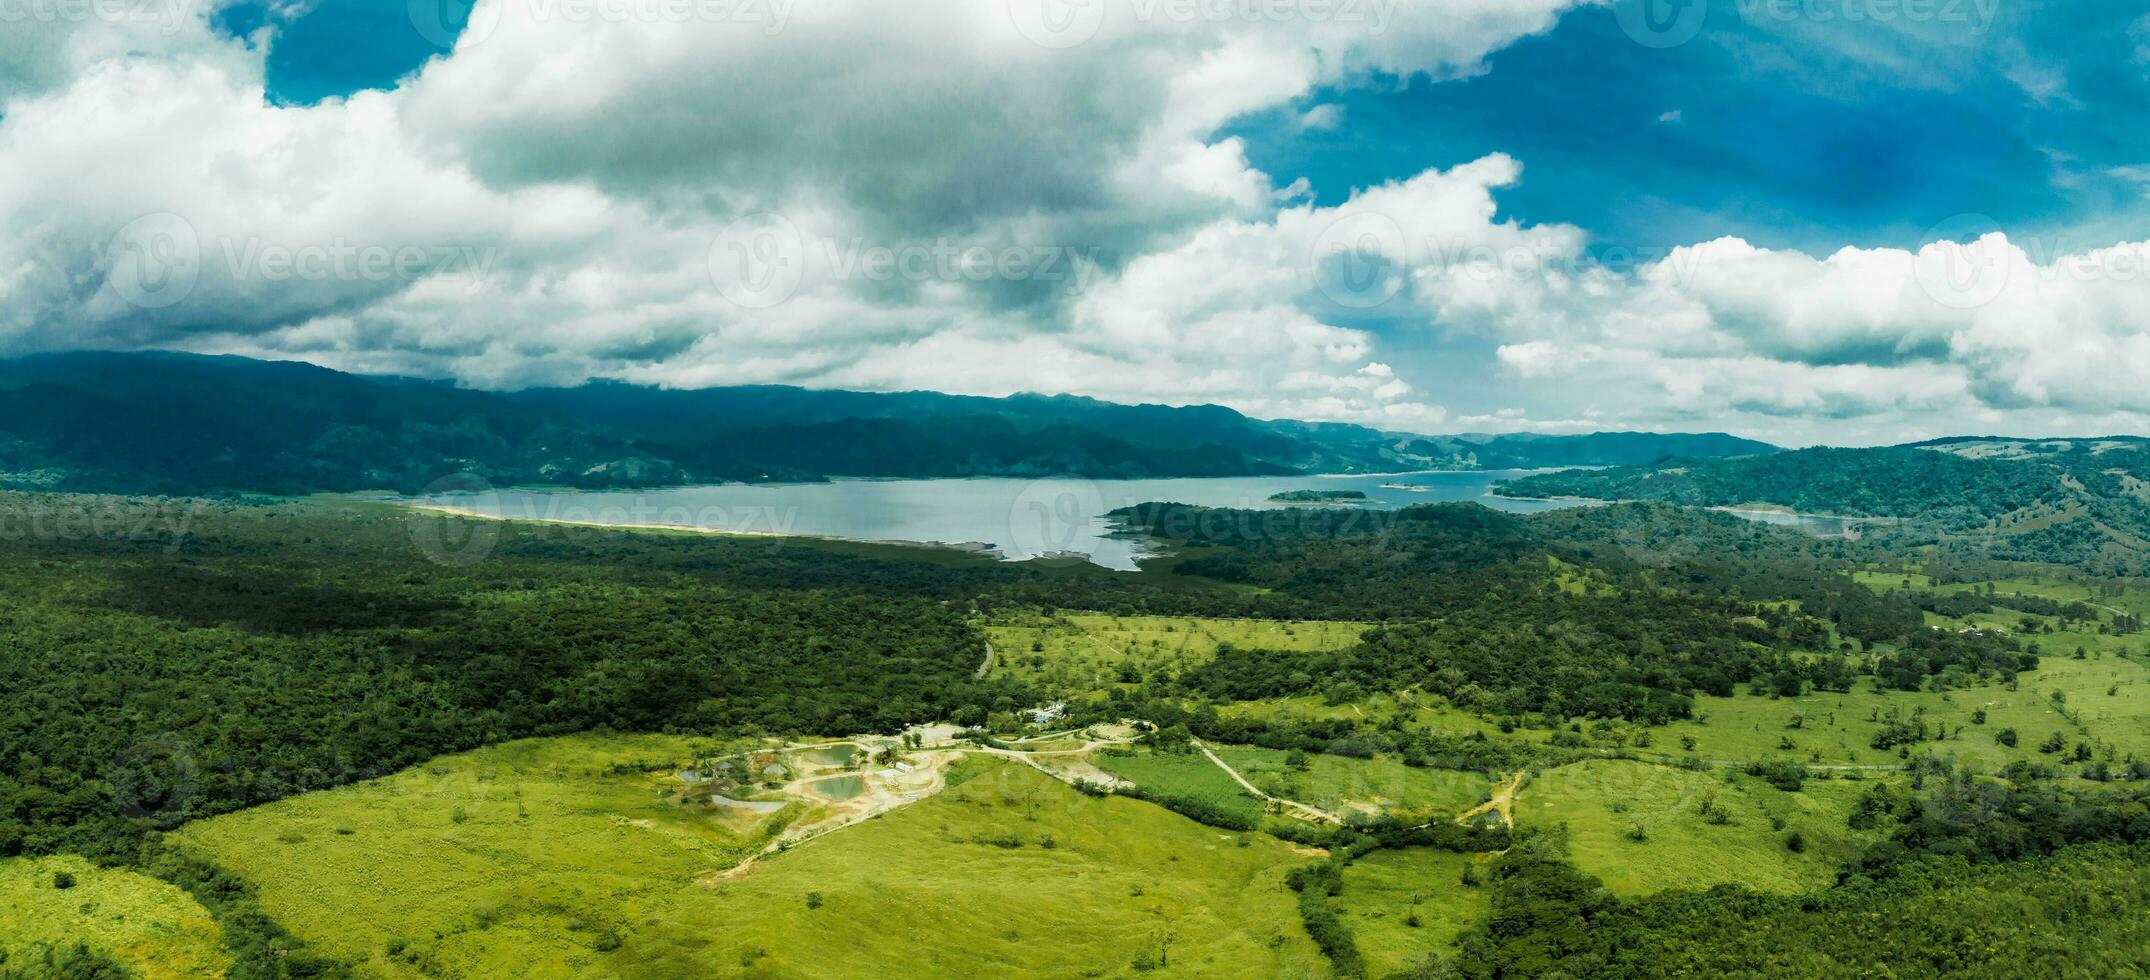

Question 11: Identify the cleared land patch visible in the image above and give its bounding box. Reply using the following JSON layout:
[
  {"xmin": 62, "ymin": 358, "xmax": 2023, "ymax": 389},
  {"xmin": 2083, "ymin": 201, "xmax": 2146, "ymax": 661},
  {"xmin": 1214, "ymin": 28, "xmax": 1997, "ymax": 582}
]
[
  {"xmin": 1207, "ymin": 744, "xmax": 1492, "ymax": 817},
  {"xmin": 1519, "ymin": 760, "xmax": 1877, "ymax": 897},
  {"xmin": 1648, "ymin": 653, "xmax": 2150, "ymax": 770},
  {"xmin": 1336, "ymin": 848, "xmax": 1490, "ymax": 976},
  {"xmin": 175, "ymin": 737, "xmax": 1323, "ymax": 977},
  {"xmin": 0, "ymin": 853, "xmax": 229, "ymax": 979},
  {"xmin": 1093, "ymin": 746, "xmax": 1268, "ymax": 825},
  {"xmin": 982, "ymin": 613, "xmax": 1370, "ymax": 695}
]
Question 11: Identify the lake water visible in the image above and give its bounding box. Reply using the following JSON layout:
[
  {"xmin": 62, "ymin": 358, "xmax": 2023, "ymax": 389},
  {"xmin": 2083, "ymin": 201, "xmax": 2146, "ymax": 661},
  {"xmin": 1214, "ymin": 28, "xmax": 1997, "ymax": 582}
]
[
  {"xmin": 801, "ymin": 745, "xmax": 857, "ymax": 767},
  {"xmin": 409, "ymin": 472, "xmax": 1854, "ymax": 571},
  {"xmin": 809, "ymin": 775, "xmax": 865, "ymax": 800}
]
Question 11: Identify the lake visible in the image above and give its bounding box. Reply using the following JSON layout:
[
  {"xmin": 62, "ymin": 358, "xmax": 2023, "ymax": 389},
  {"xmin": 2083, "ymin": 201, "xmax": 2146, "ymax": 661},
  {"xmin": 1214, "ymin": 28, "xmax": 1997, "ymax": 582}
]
[{"xmin": 408, "ymin": 472, "xmax": 1854, "ymax": 571}]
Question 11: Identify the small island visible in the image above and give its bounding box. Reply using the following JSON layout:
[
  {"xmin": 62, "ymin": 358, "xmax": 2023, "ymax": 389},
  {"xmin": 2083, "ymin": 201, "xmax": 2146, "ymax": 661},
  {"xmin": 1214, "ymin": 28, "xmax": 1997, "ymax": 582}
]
[{"xmin": 1266, "ymin": 489, "xmax": 1369, "ymax": 503}]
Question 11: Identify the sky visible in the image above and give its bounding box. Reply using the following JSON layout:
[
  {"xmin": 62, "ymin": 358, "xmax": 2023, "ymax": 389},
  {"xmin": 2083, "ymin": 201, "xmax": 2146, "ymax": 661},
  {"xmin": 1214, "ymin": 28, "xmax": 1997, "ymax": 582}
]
[{"xmin": 1, "ymin": 1, "xmax": 2147, "ymax": 446}]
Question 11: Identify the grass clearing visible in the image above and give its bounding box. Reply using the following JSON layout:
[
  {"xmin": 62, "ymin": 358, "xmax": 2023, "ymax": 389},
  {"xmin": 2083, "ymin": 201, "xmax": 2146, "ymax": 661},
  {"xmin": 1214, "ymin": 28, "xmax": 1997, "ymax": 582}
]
[
  {"xmin": 983, "ymin": 612, "xmax": 1370, "ymax": 695},
  {"xmin": 176, "ymin": 737, "xmax": 1322, "ymax": 977},
  {"xmin": 1092, "ymin": 747, "xmax": 1267, "ymax": 824},
  {"xmin": 0, "ymin": 854, "xmax": 229, "ymax": 979},
  {"xmin": 174, "ymin": 733, "xmax": 770, "ymax": 977},
  {"xmin": 1207, "ymin": 745, "xmax": 1492, "ymax": 816},
  {"xmin": 1519, "ymin": 760, "xmax": 1879, "ymax": 898},
  {"xmin": 1650, "ymin": 653, "xmax": 2150, "ymax": 770},
  {"xmin": 1336, "ymin": 848, "xmax": 1488, "ymax": 976}
]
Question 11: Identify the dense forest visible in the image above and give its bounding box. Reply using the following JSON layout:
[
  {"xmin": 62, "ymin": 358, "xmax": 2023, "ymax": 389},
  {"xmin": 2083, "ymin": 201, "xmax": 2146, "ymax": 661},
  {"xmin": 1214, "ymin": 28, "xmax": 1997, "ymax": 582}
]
[
  {"xmin": 1108, "ymin": 501, "xmax": 2029, "ymax": 723},
  {"xmin": 1498, "ymin": 439, "xmax": 2150, "ymax": 575},
  {"xmin": 1449, "ymin": 771, "xmax": 2150, "ymax": 977},
  {"xmin": 6, "ymin": 486, "xmax": 2146, "ymax": 977}
]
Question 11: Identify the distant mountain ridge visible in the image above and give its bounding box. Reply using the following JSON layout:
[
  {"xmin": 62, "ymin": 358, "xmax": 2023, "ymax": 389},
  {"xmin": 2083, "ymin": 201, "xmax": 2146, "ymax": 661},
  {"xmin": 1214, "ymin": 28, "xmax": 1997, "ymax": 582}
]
[
  {"xmin": 0, "ymin": 351, "xmax": 1778, "ymax": 495},
  {"xmin": 1495, "ymin": 438, "xmax": 2150, "ymax": 575}
]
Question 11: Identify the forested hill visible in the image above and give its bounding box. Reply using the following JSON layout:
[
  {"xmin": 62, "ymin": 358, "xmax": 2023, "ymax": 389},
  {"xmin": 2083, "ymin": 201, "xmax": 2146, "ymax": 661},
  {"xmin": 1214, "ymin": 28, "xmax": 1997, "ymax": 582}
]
[
  {"xmin": 1495, "ymin": 439, "xmax": 2150, "ymax": 574},
  {"xmin": 0, "ymin": 351, "xmax": 1774, "ymax": 495}
]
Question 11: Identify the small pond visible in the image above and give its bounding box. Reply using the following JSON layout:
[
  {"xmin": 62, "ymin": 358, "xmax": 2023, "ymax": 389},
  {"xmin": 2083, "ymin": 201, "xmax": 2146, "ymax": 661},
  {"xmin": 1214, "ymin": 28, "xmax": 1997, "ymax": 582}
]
[{"xmin": 809, "ymin": 775, "xmax": 866, "ymax": 800}]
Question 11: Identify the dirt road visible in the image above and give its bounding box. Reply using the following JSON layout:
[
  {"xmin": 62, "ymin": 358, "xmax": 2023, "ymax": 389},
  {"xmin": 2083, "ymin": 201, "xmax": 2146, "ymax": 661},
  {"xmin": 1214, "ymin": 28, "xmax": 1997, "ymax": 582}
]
[
  {"xmin": 1456, "ymin": 771, "xmax": 1526, "ymax": 830},
  {"xmin": 1191, "ymin": 739, "xmax": 1341, "ymax": 825}
]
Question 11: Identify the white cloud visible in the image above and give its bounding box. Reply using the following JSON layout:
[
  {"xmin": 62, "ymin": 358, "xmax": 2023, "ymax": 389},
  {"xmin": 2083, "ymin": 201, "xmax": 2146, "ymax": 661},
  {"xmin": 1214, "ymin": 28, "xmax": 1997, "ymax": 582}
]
[
  {"xmin": 0, "ymin": 0, "xmax": 1594, "ymax": 429},
  {"xmin": 7, "ymin": 0, "xmax": 2150, "ymax": 445}
]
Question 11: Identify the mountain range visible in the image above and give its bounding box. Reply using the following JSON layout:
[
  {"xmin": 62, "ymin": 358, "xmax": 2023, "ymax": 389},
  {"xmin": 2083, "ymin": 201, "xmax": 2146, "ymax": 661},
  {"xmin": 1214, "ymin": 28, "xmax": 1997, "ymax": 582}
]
[
  {"xmin": 0, "ymin": 351, "xmax": 1776, "ymax": 496},
  {"xmin": 1495, "ymin": 437, "xmax": 2150, "ymax": 575}
]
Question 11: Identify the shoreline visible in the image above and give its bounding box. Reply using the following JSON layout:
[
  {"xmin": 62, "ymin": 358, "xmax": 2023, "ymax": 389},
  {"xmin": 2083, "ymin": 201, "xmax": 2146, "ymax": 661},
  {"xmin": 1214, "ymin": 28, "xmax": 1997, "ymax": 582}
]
[
  {"xmin": 1480, "ymin": 493, "xmax": 1895, "ymax": 524},
  {"xmin": 398, "ymin": 501, "xmax": 1010, "ymax": 559}
]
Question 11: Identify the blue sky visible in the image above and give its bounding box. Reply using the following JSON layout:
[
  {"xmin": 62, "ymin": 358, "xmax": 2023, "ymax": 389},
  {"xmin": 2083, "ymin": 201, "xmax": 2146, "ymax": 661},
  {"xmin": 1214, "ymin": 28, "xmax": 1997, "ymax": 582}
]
[
  {"xmin": 235, "ymin": 0, "xmax": 2150, "ymax": 254},
  {"xmin": 1238, "ymin": 0, "xmax": 2150, "ymax": 254},
  {"xmin": 5, "ymin": 1, "xmax": 2150, "ymax": 445}
]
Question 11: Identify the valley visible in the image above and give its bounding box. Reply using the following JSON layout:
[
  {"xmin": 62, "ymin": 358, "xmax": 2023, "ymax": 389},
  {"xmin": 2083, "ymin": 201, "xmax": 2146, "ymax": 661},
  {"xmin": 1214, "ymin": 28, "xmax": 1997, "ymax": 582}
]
[{"xmin": 8, "ymin": 487, "xmax": 2150, "ymax": 978}]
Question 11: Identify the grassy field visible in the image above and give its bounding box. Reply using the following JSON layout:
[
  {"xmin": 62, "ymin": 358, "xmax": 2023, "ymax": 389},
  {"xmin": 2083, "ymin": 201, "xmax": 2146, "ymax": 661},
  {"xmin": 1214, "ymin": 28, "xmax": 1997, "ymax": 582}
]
[
  {"xmin": 1335, "ymin": 848, "xmax": 1488, "ymax": 976},
  {"xmin": 173, "ymin": 734, "xmax": 770, "ymax": 977},
  {"xmin": 982, "ymin": 613, "xmax": 1370, "ymax": 696},
  {"xmin": 0, "ymin": 853, "xmax": 230, "ymax": 978},
  {"xmin": 1516, "ymin": 760, "xmax": 1880, "ymax": 897},
  {"xmin": 1206, "ymin": 745, "xmax": 1491, "ymax": 817},
  {"xmin": 1647, "ymin": 650, "xmax": 2150, "ymax": 771},
  {"xmin": 176, "ymin": 737, "xmax": 1324, "ymax": 977},
  {"xmin": 1855, "ymin": 566, "xmax": 2150, "ymax": 617},
  {"xmin": 1092, "ymin": 747, "xmax": 1268, "ymax": 824}
]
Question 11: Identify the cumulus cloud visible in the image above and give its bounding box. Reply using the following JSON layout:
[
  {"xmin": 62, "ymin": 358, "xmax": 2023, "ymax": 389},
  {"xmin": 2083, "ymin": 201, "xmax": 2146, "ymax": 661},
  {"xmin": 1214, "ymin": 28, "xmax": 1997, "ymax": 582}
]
[
  {"xmin": 1422, "ymin": 221, "xmax": 2150, "ymax": 440},
  {"xmin": 0, "ymin": 0, "xmax": 1591, "ymax": 426},
  {"xmin": 6, "ymin": 0, "xmax": 2150, "ymax": 444}
]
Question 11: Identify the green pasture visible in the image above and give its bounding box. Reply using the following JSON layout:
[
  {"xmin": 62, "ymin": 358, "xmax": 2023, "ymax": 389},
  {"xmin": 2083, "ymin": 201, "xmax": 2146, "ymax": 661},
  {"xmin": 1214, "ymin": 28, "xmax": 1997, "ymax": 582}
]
[
  {"xmin": 1206, "ymin": 745, "xmax": 1492, "ymax": 817},
  {"xmin": 1335, "ymin": 848, "xmax": 1489, "ymax": 976},
  {"xmin": 175, "ymin": 738, "xmax": 1321, "ymax": 977},
  {"xmin": 0, "ymin": 853, "xmax": 229, "ymax": 979},
  {"xmin": 1516, "ymin": 760, "xmax": 1880, "ymax": 897},
  {"xmin": 983, "ymin": 612, "xmax": 1370, "ymax": 695}
]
